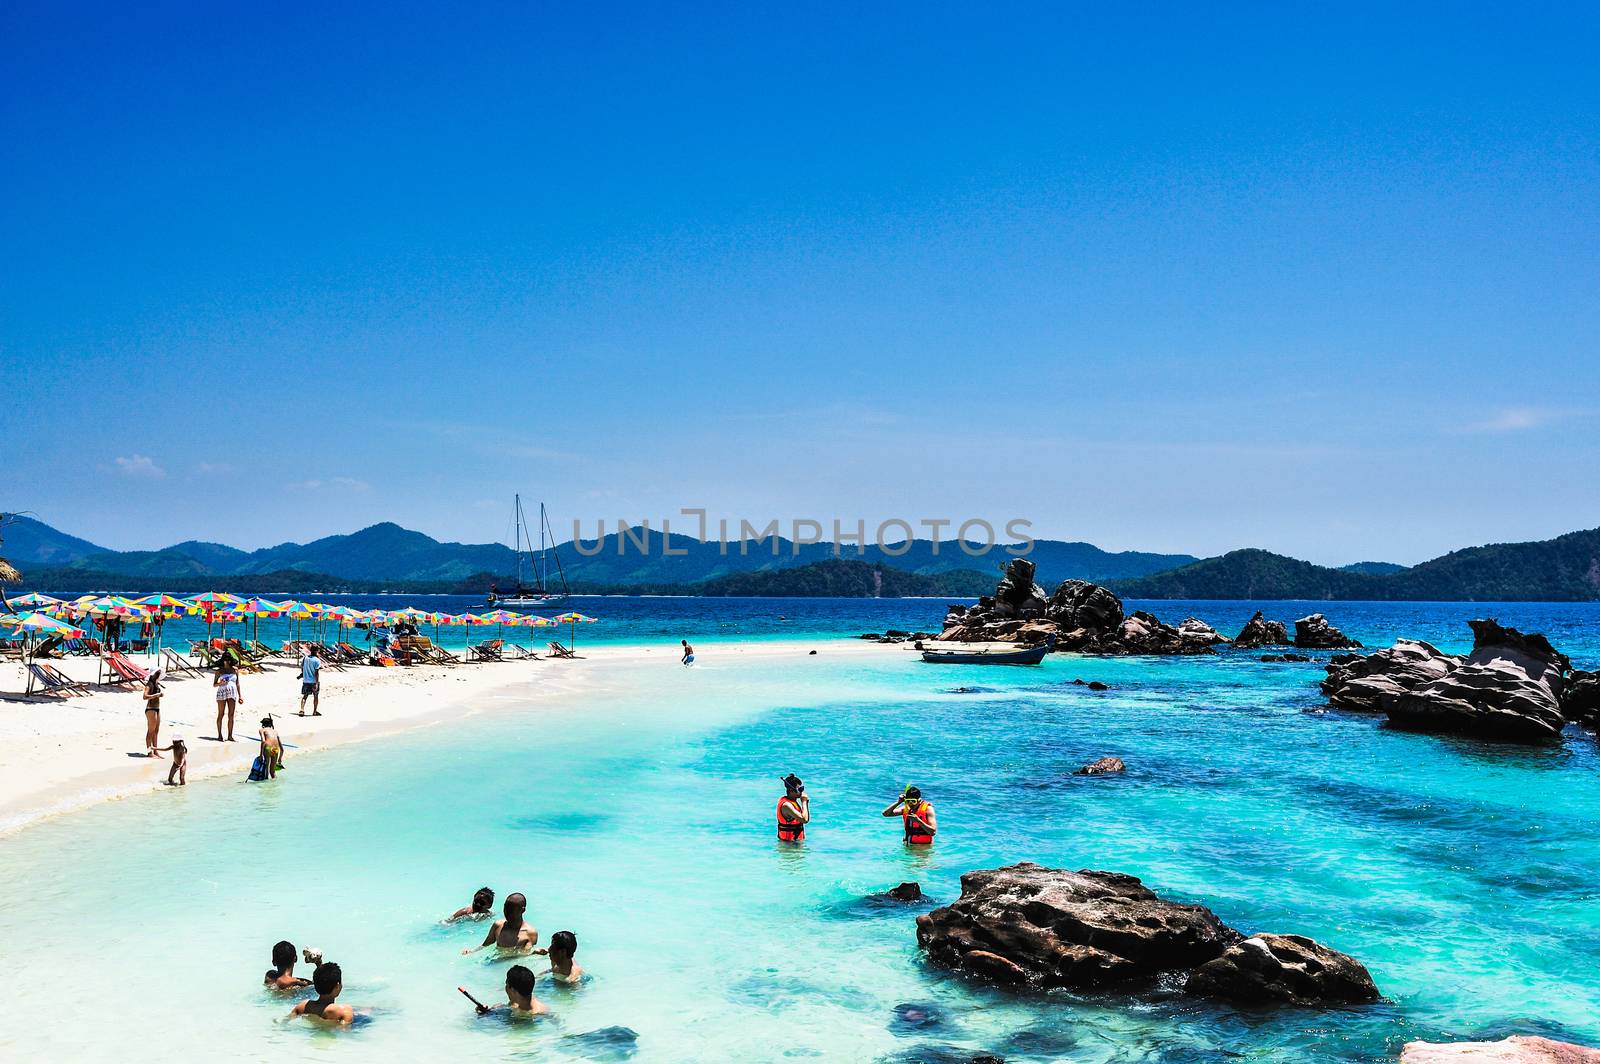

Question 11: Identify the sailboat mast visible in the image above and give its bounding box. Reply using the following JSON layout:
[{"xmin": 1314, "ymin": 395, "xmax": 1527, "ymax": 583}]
[{"xmin": 514, "ymin": 494, "xmax": 526, "ymax": 589}]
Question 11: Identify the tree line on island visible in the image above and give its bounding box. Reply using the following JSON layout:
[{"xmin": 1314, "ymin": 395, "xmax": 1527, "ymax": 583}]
[{"xmin": 6, "ymin": 514, "xmax": 1600, "ymax": 600}]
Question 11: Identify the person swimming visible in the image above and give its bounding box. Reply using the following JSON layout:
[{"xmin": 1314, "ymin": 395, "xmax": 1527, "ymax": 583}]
[
  {"xmin": 288, "ymin": 962, "xmax": 354, "ymax": 1025},
  {"xmin": 462, "ymin": 892, "xmax": 539, "ymax": 955},
  {"xmin": 448, "ymin": 886, "xmax": 496, "ymax": 922},
  {"xmin": 469, "ymin": 963, "xmax": 548, "ymax": 1017},
  {"xmin": 536, "ymin": 930, "xmax": 583, "ymax": 984},
  {"xmin": 264, "ymin": 940, "xmax": 312, "ymax": 991}
]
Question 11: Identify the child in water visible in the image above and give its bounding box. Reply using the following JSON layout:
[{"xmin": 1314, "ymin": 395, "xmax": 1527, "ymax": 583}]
[
  {"xmin": 448, "ymin": 887, "xmax": 495, "ymax": 922},
  {"xmin": 289, "ymin": 962, "xmax": 354, "ymax": 1025},
  {"xmin": 158, "ymin": 737, "xmax": 187, "ymax": 786},
  {"xmin": 264, "ymin": 940, "xmax": 312, "ymax": 991},
  {"xmin": 536, "ymin": 930, "xmax": 584, "ymax": 984}
]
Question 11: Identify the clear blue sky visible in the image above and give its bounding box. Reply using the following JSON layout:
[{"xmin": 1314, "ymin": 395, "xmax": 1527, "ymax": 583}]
[{"xmin": 4, "ymin": 2, "xmax": 1597, "ymax": 565}]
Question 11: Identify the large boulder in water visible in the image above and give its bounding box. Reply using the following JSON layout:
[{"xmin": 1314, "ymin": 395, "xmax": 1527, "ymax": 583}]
[
  {"xmin": 994, "ymin": 557, "xmax": 1049, "ymax": 617},
  {"xmin": 1184, "ymin": 933, "xmax": 1379, "ymax": 1005},
  {"xmin": 1387, "ymin": 619, "xmax": 1570, "ymax": 744},
  {"xmin": 1177, "ymin": 616, "xmax": 1230, "ymax": 647},
  {"xmin": 1046, "ymin": 579, "xmax": 1124, "ymax": 633},
  {"xmin": 1234, "ymin": 610, "xmax": 1290, "ymax": 648},
  {"xmin": 1320, "ymin": 639, "xmax": 1463, "ymax": 712},
  {"xmin": 914, "ymin": 863, "xmax": 1238, "ymax": 989},
  {"xmin": 1400, "ymin": 1036, "xmax": 1600, "ymax": 1062},
  {"xmin": 1562, "ymin": 670, "xmax": 1600, "ymax": 729},
  {"xmin": 1294, "ymin": 613, "xmax": 1362, "ymax": 649}
]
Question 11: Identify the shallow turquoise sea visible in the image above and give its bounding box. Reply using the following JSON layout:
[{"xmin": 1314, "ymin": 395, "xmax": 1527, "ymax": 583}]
[{"xmin": 2, "ymin": 598, "xmax": 1598, "ymax": 1062}]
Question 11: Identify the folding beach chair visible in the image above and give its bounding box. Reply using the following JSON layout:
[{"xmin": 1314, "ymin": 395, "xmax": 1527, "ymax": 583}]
[
  {"xmin": 27, "ymin": 662, "xmax": 89, "ymax": 697},
  {"xmin": 546, "ymin": 641, "xmax": 581, "ymax": 660},
  {"xmin": 161, "ymin": 647, "xmax": 203, "ymax": 678},
  {"xmin": 101, "ymin": 650, "xmax": 152, "ymax": 686}
]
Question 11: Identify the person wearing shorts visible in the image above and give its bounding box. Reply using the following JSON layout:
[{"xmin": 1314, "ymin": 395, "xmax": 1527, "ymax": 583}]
[{"xmin": 298, "ymin": 646, "xmax": 322, "ymax": 716}]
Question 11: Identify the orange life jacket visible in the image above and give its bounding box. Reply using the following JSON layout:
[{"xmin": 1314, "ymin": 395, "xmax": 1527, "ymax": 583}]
[
  {"xmin": 776, "ymin": 797, "xmax": 805, "ymax": 841},
  {"xmin": 903, "ymin": 800, "xmax": 935, "ymax": 844}
]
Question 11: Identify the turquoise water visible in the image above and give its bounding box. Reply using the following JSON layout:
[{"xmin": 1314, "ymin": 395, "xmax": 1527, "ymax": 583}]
[{"xmin": 2, "ymin": 600, "xmax": 1598, "ymax": 1062}]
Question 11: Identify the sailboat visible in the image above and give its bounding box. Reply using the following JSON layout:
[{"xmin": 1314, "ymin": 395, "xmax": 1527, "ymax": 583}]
[{"xmin": 486, "ymin": 495, "xmax": 570, "ymax": 610}]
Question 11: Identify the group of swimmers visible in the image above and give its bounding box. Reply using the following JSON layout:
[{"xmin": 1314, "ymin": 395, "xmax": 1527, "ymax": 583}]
[
  {"xmin": 265, "ymin": 887, "xmax": 584, "ymax": 1027},
  {"xmin": 775, "ymin": 774, "xmax": 938, "ymax": 846}
]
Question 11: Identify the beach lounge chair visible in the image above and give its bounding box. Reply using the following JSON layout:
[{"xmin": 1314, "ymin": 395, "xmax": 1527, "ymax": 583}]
[
  {"xmin": 335, "ymin": 642, "xmax": 370, "ymax": 665},
  {"xmin": 26, "ymin": 662, "xmax": 90, "ymax": 697},
  {"xmin": 101, "ymin": 651, "xmax": 152, "ymax": 686},
  {"xmin": 312, "ymin": 644, "xmax": 349, "ymax": 671},
  {"xmin": 161, "ymin": 647, "xmax": 203, "ymax": 678},
  {"xmin": 546, "ymin": 641, "xmax": 581, "ymax": 659},
  {"xmin": 469, "ymin": 639, "xmax": 504, "ymax": 663},
  {"xmin": 503, "ymin": 643, "xmax": 540, "ymax": 661}
]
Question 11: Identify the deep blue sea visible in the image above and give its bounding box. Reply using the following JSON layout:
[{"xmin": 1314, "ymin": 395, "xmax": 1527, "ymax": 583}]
[{"xmin": 2, "ymin": 597, "xmax": 1597, "ymax": 1062}]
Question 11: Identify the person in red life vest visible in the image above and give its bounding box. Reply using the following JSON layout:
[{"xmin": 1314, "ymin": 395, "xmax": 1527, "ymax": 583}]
[
  {"xmin": 776, "ymin": 773, "xmax": 810, "ymax": 842},
  {"xmin": 883, "ymin": 785, "xmax": 936, "ymax": 845}
]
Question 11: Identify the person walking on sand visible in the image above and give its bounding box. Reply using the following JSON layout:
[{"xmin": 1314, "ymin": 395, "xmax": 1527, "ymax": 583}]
[
  {"xmin": 214, "ymin": 662, "xmax": 242, "ymax": 741},
  {"xmin": 143, "ymin": 668, "xmax": 165, "ymax": 757},
  {"xmin": 680, "ymin": 640, "xmax": 695, "ymax": 666},
  {"xmin": 883, "ymin": 785, "xmax": 936, "ymax": 846},
  {"xmin": 776, "ymin": 773, "xmax": 809, "ymax": 843},
  {"xmin": 298, "ymin": 645, "xmax": 322, "ymax": 716}
]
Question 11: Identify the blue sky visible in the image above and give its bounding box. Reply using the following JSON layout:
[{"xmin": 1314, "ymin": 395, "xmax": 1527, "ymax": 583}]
[{"xmin": 4, "ymin": 2, "xmax": 1597, "ymax": 565}]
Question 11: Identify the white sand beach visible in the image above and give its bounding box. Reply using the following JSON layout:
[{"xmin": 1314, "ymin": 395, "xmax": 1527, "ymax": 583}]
[{"xmin": 0, "ymin": 639, "xmax": 895, "ymax": 835}]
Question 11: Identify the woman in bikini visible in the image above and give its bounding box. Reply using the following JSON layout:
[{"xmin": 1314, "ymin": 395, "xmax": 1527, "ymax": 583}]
[{"xmin": 143, "ymin": 669, "xmax": 165, "ymax": 757}]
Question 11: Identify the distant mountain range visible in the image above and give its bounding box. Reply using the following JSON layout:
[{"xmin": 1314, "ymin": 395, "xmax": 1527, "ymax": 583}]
[
  {"xmin": 1112, "ymin": 529, "xmax": 1600, "ymax": 602},
  {"xmin": 0, "ymin": 516, "xmax": 1193, "ymax": 591},
  {"xmin": 8, "ymin": 514, "xmax": 1598, "ymax": 600}
]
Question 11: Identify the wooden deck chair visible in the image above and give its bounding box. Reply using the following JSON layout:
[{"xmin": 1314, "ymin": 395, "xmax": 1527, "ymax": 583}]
[
  {"xmin": 503, "ymin": 643, "xmax": 539, "ymax": 661},
  {"xmin": 546, "ymin": 641, "xmax": 580, "ymax": 659},
  {"xmin": 28, "ymin": 662, "xmax": 89, "ymax": 697},
  {"xmin": 161, "ymin": 647, "xmax": 203, "ymax": 678},
  {"xmin": 102, "ymin": 651, "xmax": 151, "ymax": 686}
]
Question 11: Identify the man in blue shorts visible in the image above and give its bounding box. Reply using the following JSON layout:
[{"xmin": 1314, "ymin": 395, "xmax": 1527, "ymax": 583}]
[{"xmin": 297, "ymin": 645, "xmax": 322, "ymax": 716}]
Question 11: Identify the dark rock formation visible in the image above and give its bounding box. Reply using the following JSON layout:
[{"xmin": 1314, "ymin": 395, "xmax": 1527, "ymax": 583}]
[
  {"xmin": 1294, "ymin": 613, "xmax": 1362, "ymax": 649},
  {"xmin": 887, "ymin": 882, "xmax": 924, "ymax": 902},
  {"xmin": 1386, "ymin": 619, "xmax": 1570, "ymax": 744},
  {"xmin": 1184, "ymin": 933, "xmax": 1379, "ymax": 1005},
  {"xmin": 939, "ymin": 568, "xmax": 1221, "ymax": 655},
  {"xmin": 1261, "ymin": 653, "xmax": 1312, "ymax": 662},
  {"xmin": 1400, "ymin": 1035, "xmax": 1600, "ymax": 1062},
  {"xmin": 1563, "ymin": 670, "xmax": 1600, "ymax": 729},
  {"xmin": 1046, "ymin": 579, "xmax": 1125, "ymax": 632},
  {"xmin": 1073, "ymin": 756, "xmax": 1126, "ymax": 776},
  {"xmin": 1234, "ymin": 610, "xmax": 1291, "ymax": 648},
  {"xmin": 1320, "ymin": 639, "xmax": 1462, "ymax": 712},
  {"xmin": 915, "ymin": 863, "xmax": 1238, "ymax": 989}
]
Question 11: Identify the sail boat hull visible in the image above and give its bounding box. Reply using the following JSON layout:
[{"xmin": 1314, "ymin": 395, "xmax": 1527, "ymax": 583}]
[{"xmin": 491, "ymin": 595, "xmax": 569, "ymax": 610}]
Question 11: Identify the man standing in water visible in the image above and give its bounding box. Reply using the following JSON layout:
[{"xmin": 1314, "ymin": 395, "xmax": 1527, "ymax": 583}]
[
  {"xmin": 776, "ymin": 773, "xmax": 809, "ymax": 843},
  {"xmin": 463, "ymin": 892, "xmax": 539, "ymax": 955},
  {"xmin": 297, "ymin": 645, "xmax": 322, "ymax": 716},
  {"xmin": 288, "ymin": 962, "xmax": 354, "ymax": 1025},
  {"xmin": 883, "ymin": 786, "xmax": 936, "ymax": 845},
  {"xmin": 680, "ymin": 639, "xmax": 695, "ymax": 666}
]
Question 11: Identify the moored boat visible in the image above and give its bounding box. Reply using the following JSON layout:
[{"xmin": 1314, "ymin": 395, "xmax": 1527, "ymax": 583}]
[{"xmin": 920, "ymin": 637, "xmax": 1053, "ymax": 665}]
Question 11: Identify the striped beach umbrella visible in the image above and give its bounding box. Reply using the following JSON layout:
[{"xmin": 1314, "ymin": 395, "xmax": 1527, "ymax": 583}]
[
  {"xmin": 553, "ymin": 611, "xmax": 596, "ymax": 651},
  {"xmin": 9, "ymin": 592, "xmax": 62, "ymax": 610}
]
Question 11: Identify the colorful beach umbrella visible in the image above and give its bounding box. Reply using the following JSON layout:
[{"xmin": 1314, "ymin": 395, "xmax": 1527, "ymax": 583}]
[
  {"xmin": 130, "ymin": 593, "xmax": 197, "ymax": 616},
  {"xmin": 5, "ymin": 611, "xmax": 84, "ymax": 638},
  {"xmin": 553, "ymin": 611, "xmax": 596, "ymax": 652},
  {"xmin": 9, "ymin": 592, "xmax": 62, "ymax": 609}
]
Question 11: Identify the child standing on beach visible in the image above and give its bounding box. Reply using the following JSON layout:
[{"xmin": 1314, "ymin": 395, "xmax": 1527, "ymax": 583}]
[
  {"xmin": 159, "ymin": 737, "xmax": 188, "ymax": 785},
  {"xmin": 143, "ymin": 669, "xmax": 165, "ymax": 757}
]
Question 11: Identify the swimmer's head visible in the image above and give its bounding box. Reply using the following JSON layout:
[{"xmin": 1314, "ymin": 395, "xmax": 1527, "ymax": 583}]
[
  {"xmin": 549, "ymin": 930, "xmax": 577, "ymax": 959},
  {"xmin": 272, "ymin": 940, "xmax": 296, "ymax": 971},
  {"xmin": 472, "ymin": 887, "xmax": 494, "ymax": 913},
  {"xmin": 505, "ymin": 892, "xmax": 527, "ymax": 917},
  {"xmin": 312, "ymin": 962, "xmax": 342, "ymax": 997},
  {"xmin": 506, "ymin": 964, "xmax": 535, "ymax": 999}
]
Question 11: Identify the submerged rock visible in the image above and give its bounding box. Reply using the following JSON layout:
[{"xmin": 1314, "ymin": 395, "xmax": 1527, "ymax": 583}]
[
  {"xmin": 915, "ymin": 863, "xmax": 1238, "ymax": 989},
  {"xmin": 1320, "ymin": 639, "xmax": 1462, "ymax": 712},
  {"xmin": 1073, "ymin": 756, "xmax": 1126, "ymax": 776},
  {"xmin": 1260, "ymin": 653, "xmax": 1312, "ymax": 663},
  {"xmin": 1387, "ymin": 619, "xmax": 1569, "ymax": 744},
  {"xmin": 1400, "ymin": 1035, "xmax": 1600, "ymax": 1062},
  {"xmin": 1184, "ymin": 933, "xmax": 1379, "ymax": 1005},
  {"xmin": 1234, "ymin": 610, "xmax": 1291, "ymax": 648},
  {"xmin": 1294, "ymin": 614, "xmax": 1362, "ymax": 650},
  {"xmin": 888, "ymin": 882, "xmax": 925, "ymax": 902},
  {"xmin": 560, "ymin": 1026, "xmax": 640, "ymax": 1060}
]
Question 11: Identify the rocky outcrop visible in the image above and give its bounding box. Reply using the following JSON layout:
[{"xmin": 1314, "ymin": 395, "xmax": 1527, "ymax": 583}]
[
  {"xmin": 1387, "ymin": 620, "xmax": 1570, "ymax": 744},
  {"xmin": 1400, "ymin": 1036, "xmax": 1600, "ymax": 1062},
  {"xmin": 887, "ymin": 882, "xmax": 924, "ymax": 902},
  {"xmin": 1073, "ymin": 756, "xmax": 1125, "ymax": 776},
  {"xmin": 1294, "ymin": 613, "xmax": 1362, "ymax": 649},
  {"xmin": 1234, "ymin": 610, "xmax": 1291, "ymax": 648},
  {"xmin": 939, "ymin": 564, "xmax": 1222, "ymax": 655},
  {"xmin": 1320, "ymin": 639, "xmax": 1462, "ymax": 712},
  {"xmin": 915, "ymin": 863, "xmax": 1238, "ymax": 989},
  {"xmin": 1184, "ymin": 933, "xmax": 1378, "ymax": 1005},
  {"xmin": 1562, "ymin": 670, "xmax": 1600, "ymax": 729},
  {"xmin": 915, "ymin": 862, "xmax": 1377, "ymax": 1009}
]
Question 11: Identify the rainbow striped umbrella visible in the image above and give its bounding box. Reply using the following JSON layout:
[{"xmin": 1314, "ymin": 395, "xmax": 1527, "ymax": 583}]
[
  {"xmin": 6, "ymin": 611, "xmax": 84, "ymax": 638},
  {"xmin": 9, "ymin": 592, "xmax": 62, "ymax": 609},
  {"xmin": 130, "ymin": 594, "xmax": 197, "ymax": 616},
  {"xmin": 553, "ymin": 611, "xmax": 595, "ymax": 651}
]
